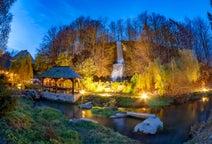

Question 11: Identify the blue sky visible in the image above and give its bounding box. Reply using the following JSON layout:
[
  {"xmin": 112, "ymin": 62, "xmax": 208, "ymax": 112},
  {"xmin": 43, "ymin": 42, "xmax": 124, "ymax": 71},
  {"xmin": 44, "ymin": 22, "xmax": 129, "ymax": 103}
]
[{"xmin": 7, "ymin": 0, "xmax": 211, "ymax": 58}]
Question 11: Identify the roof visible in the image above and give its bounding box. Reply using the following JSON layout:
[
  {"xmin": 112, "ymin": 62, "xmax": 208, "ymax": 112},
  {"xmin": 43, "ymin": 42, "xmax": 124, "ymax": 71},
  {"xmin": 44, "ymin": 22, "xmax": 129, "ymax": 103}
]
[{"xmin": 40, "ymin": 66, "xmax": 81, "ymax": 79}]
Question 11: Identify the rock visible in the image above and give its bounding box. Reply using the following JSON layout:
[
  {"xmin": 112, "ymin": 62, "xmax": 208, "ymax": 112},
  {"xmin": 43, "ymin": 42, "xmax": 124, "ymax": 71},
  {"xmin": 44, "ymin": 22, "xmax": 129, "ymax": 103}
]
[
  {"xmin": 134, "ymin": 117, "xmax": 163, "ymax": 134},
  {"xmin": 69, "ymin": 118, "xmax": 98, "ymax": 123},
  {"xmin": 41, "ymin": 91, "xmax": 81, "ymax": 103},
  {"xmin": 209, "ymin": 134, "xmax": 212, "ymax": 140},
  {"xmin": 126, "ymin": 112, "xmax": 156, "ymax": 119},
  {"xmin": 110, "ymin": 112, "xmax": 127, "ymax": 118},
  {"xmin": 25, "ymin": 89, "xmax": 40, "ymax": 100},
  {"xmin": 78, "ymin": 102, "xmax": 92, "ymax": 109}
]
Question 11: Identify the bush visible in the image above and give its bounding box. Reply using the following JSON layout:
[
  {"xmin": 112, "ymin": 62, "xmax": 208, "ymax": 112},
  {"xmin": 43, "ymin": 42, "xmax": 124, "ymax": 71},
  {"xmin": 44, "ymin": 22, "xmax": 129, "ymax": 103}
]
[
  {"xmin": 60, "ymin": 130, "xmax": 80, "ymax": 144},
  {"xmin": 0, "ymin": 74, "xmax": 17, "ymax": 117}
]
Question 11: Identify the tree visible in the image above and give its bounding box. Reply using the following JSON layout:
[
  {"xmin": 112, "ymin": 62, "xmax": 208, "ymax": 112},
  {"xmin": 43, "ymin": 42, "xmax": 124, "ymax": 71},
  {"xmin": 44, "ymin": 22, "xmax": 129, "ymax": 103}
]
[
  {"xmin": 192, "ymin": 18, "xmax": 211, "ymax": 66},
  {"xmin": 9, "ymin": 53, "xmax": 33, "ymax": 84},
  {"xmin": 0, "ymin": 73, "xmax": 17, "ymax": 116},
  {"xmin": 168, "ymin": 49, "xmax": 200, "ymax": 95},
  {"xmin": 74, "ymin": 58, "xmax": 97, "ymax": 77},
  {"xmin": 55, "ymin": 52, "xmax": 73, "ymax": 67},
  {"xmin": 208, "ymin": 0, "xmax": 212, "ymax": 28},
  {"xmin": 0, "ymin": 0, "xmax": 15, "ymax": 55}
]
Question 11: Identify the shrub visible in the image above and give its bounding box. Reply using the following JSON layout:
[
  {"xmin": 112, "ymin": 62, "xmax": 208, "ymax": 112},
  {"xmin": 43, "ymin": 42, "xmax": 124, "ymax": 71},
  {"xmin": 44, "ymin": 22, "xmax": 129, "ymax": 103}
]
[{"xmin": 0, "ymin": 74, "xmax": 17, "ymax": 117}]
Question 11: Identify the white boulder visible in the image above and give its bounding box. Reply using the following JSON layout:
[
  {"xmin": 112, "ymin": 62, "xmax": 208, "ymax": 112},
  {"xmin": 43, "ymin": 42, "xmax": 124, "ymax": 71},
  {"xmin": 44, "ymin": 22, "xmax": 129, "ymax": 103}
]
[{"xmin": 134, "ymin": 117, "xmax": 163, "ymax": 134}]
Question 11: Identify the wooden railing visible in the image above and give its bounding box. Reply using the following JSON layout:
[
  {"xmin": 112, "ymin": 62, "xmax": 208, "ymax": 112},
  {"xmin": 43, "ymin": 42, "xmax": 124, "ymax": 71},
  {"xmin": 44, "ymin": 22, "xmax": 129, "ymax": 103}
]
[{"xmin": 42, "ymin": 85, "xmax": 79, "ymax": 94}]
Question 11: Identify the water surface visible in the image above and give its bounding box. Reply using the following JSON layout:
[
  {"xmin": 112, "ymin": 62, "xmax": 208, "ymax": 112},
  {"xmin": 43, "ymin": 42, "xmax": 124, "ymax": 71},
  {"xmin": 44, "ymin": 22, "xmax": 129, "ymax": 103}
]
[{"xmin": 35, "ymin": 96, "xmax": 212, "ymax": 144}]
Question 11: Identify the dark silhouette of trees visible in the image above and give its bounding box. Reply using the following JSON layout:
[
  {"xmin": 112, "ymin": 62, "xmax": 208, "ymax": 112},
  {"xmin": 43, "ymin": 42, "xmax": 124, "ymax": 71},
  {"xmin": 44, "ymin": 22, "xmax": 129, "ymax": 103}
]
[
  {"xmin": 0, "ymin": 0, "xmax": 15, "ymax": 55},
  {"xmin": 208, "ymin": 0, "xmax": 212, "ymax": 28}
]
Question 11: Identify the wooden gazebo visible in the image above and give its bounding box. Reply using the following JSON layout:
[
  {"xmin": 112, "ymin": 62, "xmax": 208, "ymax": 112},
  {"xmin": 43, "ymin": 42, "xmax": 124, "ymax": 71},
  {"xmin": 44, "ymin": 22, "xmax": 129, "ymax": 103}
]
[{"xmin": 40, "ymin": 66, "xmax": 81, "ymax": 95}]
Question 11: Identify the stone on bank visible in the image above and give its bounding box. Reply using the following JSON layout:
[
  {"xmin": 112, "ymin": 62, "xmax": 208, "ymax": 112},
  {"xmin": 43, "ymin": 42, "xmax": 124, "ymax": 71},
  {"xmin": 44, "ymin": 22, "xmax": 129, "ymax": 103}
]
[{"xmin": 134, "ymin": 117, "xmax": 163, "ymax": 134}]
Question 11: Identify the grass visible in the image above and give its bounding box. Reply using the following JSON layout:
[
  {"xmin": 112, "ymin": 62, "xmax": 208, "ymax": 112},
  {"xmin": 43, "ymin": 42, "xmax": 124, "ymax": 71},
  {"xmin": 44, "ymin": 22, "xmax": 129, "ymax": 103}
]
[
  {"xmin": 147, "ymin": 96, "xmax": 173, "ymax": 107},
  {"xmin": 80, "ymin": 95, "xmax": 146, "ymax": 108},
  {"xmin": 0, "ymin": 97, "xmax": 135, "ymax": 144},
  {"xmin": 69, "ymin": 120, "xmax": 135, "ymax": 144},
  {"xmin": 91, "ymin": 107, "xmax": 121, "ymax": 117}
]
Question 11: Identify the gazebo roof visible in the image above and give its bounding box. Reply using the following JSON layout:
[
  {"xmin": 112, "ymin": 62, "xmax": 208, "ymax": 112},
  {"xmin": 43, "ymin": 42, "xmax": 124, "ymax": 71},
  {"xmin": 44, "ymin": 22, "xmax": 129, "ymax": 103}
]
[{"xmin": 40, "ymin": 66, "xmax": 81, "ymax": 79}]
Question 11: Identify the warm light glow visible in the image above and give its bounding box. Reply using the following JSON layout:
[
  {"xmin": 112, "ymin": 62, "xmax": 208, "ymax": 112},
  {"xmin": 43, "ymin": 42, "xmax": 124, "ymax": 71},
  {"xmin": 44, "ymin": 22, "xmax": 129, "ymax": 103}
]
[
  {"xmin": 104, "ymin": 87, "xmax": 111, "ymax": 92},
  {"xmin": 141, "ymin": 93, "xmax": 148, "ymax": 99},
  {"xmin": 202, "ymin": 88, "xmax": 208, "ymax": 92},
  {"xmin": 82, "ymin": 111, "xmax": 85, "ymax": 118},
  {"xmin": 99, "ymin": 93, "xmax": 111, "ymax": 97},
  {"xmin": 17, "ymin": 83, "xmax": 22, "ymax": 89},
  {"xmin": 80, "ymin": 90, "xmax": 85, "ymax": 94},
  {"xmin": 202, "ymin": 97, "xmax": 209, "ymax": 102}
]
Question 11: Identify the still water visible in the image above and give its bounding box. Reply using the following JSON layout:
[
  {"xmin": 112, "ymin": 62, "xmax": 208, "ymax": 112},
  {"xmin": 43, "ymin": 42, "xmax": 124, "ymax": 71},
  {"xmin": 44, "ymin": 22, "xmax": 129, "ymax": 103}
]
[{"xmin": 35, "ymin": 96, "xmax": 212, "ymax": 144}]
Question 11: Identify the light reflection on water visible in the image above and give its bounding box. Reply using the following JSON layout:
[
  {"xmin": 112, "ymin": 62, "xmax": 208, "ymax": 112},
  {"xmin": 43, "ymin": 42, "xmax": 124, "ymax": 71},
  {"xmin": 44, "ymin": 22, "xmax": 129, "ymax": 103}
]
[{"xmin": 35, "ymin": 96, "xmax": 212, "ymax": 144}]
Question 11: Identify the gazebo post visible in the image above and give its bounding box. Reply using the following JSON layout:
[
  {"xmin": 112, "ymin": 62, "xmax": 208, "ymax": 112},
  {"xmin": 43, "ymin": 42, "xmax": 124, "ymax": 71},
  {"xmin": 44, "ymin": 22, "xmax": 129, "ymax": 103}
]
[
  {"xmin": 41, "ymin": 78, "xmax": 43, "ymax": 91},
  {"xmin": 55, "ymin": 79, "xmax": 58, "ymax": 93},
  {"xmin": 71, "ymin": 78, "xmax": 74, "ymax": 95}
]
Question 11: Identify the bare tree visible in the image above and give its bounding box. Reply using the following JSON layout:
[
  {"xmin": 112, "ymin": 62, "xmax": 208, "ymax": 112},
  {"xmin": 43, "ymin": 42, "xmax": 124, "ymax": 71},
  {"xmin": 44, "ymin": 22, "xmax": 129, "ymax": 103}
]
[
  {"xmin": 208, "ymin": 0, "xmax": 212, "ymax": 28},
  {"xmin": 192, "ymin": 18, "xmax": 211, "ymax": 66},
  {"xmin": 117, "ymin": 19, "xmax": 124, "ymax": 41}
]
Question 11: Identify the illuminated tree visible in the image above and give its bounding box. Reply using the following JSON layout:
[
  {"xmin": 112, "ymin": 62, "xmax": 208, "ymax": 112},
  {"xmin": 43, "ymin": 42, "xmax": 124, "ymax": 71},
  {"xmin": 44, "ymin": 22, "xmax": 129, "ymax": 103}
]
[
  {"xmin": 55, "ymin": 52, "xmax": 73, "ymax": 67},
  {"xmin": 9, "ymin": 53, "xmax": 33, "ymax": 84},
  {"xmin": 168, "ymin": 49, "xmax": 200, "ymax": 95},
  {"xmin": 74, "ymin": 58, "xmax": 97, "ymax": 77},
  {"xmin": 178, "ymin": 49, "xmax": 200, "ymax": 83},
  {"xmin": 35, "ymin": 55, "xmax": 52, "ymax": 75}
]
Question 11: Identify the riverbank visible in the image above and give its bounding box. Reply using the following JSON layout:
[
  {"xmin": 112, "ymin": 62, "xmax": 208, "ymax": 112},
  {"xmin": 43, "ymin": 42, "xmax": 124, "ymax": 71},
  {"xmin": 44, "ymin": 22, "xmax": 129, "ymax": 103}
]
[
  {"xmin": 0, "ymin": 97, "xmax": 136, "ymax": 144},
  {"xmin": 78, "ymin": 90, "xmax": 212, "ymax": 108},
  {"xmin": 184, "ymin": 111, "xmax": 212, "ymax": 144}
]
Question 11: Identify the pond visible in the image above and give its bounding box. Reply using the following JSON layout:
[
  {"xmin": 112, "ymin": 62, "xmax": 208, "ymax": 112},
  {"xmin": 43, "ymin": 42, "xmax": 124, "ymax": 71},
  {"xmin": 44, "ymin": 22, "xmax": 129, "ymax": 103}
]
[{"xmin": 35, "ymin": 95, "xmax": 212, "ymax": 144}]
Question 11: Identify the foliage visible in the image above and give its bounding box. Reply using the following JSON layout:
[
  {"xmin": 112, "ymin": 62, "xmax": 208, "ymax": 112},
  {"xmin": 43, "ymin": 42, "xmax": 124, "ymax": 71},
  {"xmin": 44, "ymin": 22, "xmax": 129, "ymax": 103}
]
[
  {"xmin": 36, "ymin": 13, "xmax": 212, "ymax": 80},
  {"xmin": 69, "ymin": 120, "xmax": 135, "ymax": 144},
  {"xmin": 115, "ymin": 97, "xmax": 137, "ymax": 108},
  {"xmin": 91, "ymin": 107, "xmax": 120, "ymax": 117},
  {"xmin": 178, "ymin": 49, "xmax": 200, "ymax": 83},
  {"xmin": 149, "ymin": 59, "xmax": 168, "ymax": 95},
  {"xmin": 130, "ymin": 59, "xmax": 168, "ymax": 95},
  {"xmin": 0, "ymin": 98, "xmax": 81, "ymax": 144},
  {"xmin": 130, "ymin": 51, "xmax": 200, "ymax": 96},
  {"xmin": 55, "ymin": 51, "xmax": 73, "ymax": 67},
  {"xmin": 0, "ymin": 97, "xmax": 135, "ymax": 144},
  {"xmin": 9, "ymin": 54, "xmax": 33, "ymax": 84},
  {"xmin": 146, "ymin": 96, "xmax": 172, "ymax": 107},
  {"xmin": 75, "ymin": 58, "xmax": 97, "ymax": 77},
  {"xmin": 0, "ymin": 74, "xmax": 17, "ymax": 117},
  {"xmin": 0, "ymin": 0, "xmax": 16, "ymax": 54},
  {"xmin": 167, "ymin": 49, "xmax": 200, "ymax": 95},
  {"xmin": 34, "ymin": 54, "xmax": 53, "ymax": 75},
  {"xmin": 81, "ymin": 76, "xmax": 97, "ymax": 92}
]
